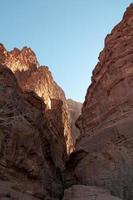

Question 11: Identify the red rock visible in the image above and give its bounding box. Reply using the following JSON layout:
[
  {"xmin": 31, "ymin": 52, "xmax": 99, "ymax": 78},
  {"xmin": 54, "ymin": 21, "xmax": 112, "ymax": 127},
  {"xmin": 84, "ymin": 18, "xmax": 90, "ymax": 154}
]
[
  {"xmin": 23, "ymin": 66, "xmax": 74, "ymax": 154},
  {"xmin": 0, "ymin": 45, "xmax": 74, "ymax": 154},
  {"xmin": 76, "ymin": 4, "xmax": 133, "ymax": 134},
  {"xmin": 66, "ymin": 4, "xmax": 133, "ymax": 200},
  {"xmin": 0, "ymin": 65, "xmax": 67, "ymax": 199}
]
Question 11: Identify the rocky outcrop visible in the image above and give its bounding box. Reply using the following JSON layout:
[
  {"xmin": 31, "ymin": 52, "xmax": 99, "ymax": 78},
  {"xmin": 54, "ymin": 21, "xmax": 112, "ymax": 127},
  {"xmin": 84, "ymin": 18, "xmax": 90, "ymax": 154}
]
[
  {"xmin": 63, "ymin": 185, "xmax": 122, "ymax": 200},
  {"xmin": 0, "ymin": 45, "xmax": 39, "ymax": 88},
  {"xmin": 23, "ymin": 66, "xmax": 74, "ymax": 154},
  {"xmin": 64, "ymin": 3, "xmax": 133, "ymax": 200},
  {"xmin": 0, "ymin": 65, "xmax": 67, "ymax": 199},
  {"xmin": 67, "ymin": 99, "xmax": 82, "ymax": 143},
  {"xmin": 0, "ymin": 44, "xmax": 74, "ymax": 154}
]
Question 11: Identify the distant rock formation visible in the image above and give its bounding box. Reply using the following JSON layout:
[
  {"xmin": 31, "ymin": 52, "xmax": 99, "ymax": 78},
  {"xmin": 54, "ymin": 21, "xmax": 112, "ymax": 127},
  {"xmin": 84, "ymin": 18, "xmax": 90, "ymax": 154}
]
[
  {"xmin": 67, "ymin": 99, "xmax": 82, "ymax": 143},
  {"xmin": 0, "ymin": 44, "xmax": 74, "ymax": 154},
  {"xmin": 64, "ymin": 3, "xmax": 133, "ymax": 200}
]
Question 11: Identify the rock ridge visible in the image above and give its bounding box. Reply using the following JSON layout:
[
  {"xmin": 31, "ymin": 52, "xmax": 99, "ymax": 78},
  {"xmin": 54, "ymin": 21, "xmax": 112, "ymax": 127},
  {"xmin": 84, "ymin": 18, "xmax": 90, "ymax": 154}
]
[{"xmin": 0, "ymin": 44, "xmax": 74, "ymax": 154}]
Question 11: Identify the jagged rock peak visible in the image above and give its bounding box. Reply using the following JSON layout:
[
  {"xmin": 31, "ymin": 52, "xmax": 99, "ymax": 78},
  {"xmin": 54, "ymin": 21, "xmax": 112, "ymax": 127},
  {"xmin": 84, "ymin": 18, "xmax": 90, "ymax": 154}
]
[
  {"xmin": 0, "ymin": 44, "xmax": 39, "ymax": 67},
  {"xmin": 123, "ymin": 3, "xmax": 133, "ymax": 20},
  {"xmin": 9, "ymin": 46, "xmax": 38, "ymax": 62},
  {"xmin": 0, "ymin": 43, "xmax": 74, "ymax": 154}
]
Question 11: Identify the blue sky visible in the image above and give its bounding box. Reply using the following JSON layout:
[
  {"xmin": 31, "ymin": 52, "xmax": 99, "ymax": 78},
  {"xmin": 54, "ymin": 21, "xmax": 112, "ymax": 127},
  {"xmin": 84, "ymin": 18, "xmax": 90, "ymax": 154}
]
[{"xmin": 0, "ymin": 0, "xmax": 132, "ymax": 102}]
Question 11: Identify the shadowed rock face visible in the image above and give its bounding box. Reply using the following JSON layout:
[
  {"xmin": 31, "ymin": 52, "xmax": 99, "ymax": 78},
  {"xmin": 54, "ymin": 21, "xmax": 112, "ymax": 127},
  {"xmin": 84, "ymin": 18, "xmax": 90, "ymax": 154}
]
[
  {"xmin": 67, "ymin": 99, "xmax": 82, "ymax": 143},
  {"xmin": 76, "ymin": 4, "xmax": 133, "ymax": 134},
  {"xmin": 0, "ymin": 65, "xmax": 67, "ymax": 199},
  {"xmin": 0, "ymin": 44, "xmax": 74, "ymax": 154},
  {"xmin": 64, "ymin": 4, "xmax": 133, "ymax": 200},
  {"xmin": 63, "ymin": 185, "xmax": 122, "ymax": 200}
]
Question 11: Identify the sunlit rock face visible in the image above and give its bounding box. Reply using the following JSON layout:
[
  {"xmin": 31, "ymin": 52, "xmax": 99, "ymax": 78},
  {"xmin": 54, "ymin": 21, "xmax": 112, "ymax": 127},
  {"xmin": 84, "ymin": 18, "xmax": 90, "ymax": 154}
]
[
  {"xmin": 67, "ymin": 99, "xmax": 82, "ymax": 143},
  {"xmin": 0, "ymin": 65, "xmax": 67, "ymax": 199},
  {"xmin": 0, "ymin": 44, "xmax": 74, "ymax": 154},
  {"xmin": 0, "ymin": 44, "xmax": 39, "ymax": 88},
  {"xmin": 64, "ymin": 4, "xmax": 133, "ymax": 200},
  {"xmin": 23, "ymin": 66, "xmax": 74, "ymax": 154}
]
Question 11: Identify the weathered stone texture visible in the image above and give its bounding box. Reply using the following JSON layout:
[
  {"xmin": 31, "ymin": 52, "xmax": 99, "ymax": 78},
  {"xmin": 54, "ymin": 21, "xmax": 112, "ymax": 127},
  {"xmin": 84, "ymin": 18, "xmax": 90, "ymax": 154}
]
[
  {"xmin": 68, "ymin": 4, "xmax": 133, "ymax": 200},
  {"xmin": 63, "ymin": 185, "xmax": 122, "ymax": 200},
  {"xmin": 0, "ymin": 44, "xmax": 74, "ymax": 154},
  {"xmin": 0, "ymin": 65, "xmax": 67, "ymax": 199},
  {"xmin": 76, "ymin": 4, "xmax": 133, "ymax": 135}
]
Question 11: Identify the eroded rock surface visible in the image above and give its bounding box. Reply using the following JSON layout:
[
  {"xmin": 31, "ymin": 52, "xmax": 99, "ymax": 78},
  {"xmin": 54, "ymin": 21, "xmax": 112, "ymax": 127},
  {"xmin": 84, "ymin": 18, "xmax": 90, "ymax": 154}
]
[
  {"xmin": 65, "ymin": 4, "xmax": 133, "ymax": 200},
  {"xmin": 0, "ymin": 45, "xmax": 39, "ymax": 88},
  {"xmin": 0, "ymin": 65, "xmax": 67, "ymax": 199},
  {"xmin": 76, "ymin": 4, "xmax": 133, "ymax": 134},
  {"xmin": 63, "ymin": 185, "xmax": 122, "ymax": 200},
  {"xmin": 23, "ymin": 66, "xmax": 74, "ymax": 154},
  {"xmin": 0, "ymin": 44, "xmax": 74, "ymax": 154}
]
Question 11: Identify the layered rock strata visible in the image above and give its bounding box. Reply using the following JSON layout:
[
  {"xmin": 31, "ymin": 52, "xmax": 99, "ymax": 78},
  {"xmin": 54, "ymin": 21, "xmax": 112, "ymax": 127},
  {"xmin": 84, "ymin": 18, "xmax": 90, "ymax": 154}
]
[
  {"xmin": 65, "ymin": 4, "xmax": 133, "ymax": 200},
  {"xmin": 0, "ymin": 65, "xmax": 67, "ymax": 199},
  {"xmin": 77, "ymin": 4, "xmax": 133, "ymax": 134},
  {"xmin": 0, "ymin": 44, "xmax": 74, "ymax": 154}
]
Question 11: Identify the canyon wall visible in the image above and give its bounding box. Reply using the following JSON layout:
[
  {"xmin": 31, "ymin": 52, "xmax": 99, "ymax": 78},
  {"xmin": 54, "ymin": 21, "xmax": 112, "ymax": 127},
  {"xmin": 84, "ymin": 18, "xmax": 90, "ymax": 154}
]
[
  {"xmin": 0, "ymin": 3, "xmax": 133, "ymax": 200},
  {"xmin": 76, "ymin": 4, "xmax": 133, "ymax": 134},
  {"xmin": 0, "ymin": 44, "xmax": 74, "ymax": 154},
  {"xmin": 64, "ymin": 4, "xmax": 133, "ymax": 200},
  {"xmin": 0, "ymin": 65, "xmax": 67, "ymax": 199}
]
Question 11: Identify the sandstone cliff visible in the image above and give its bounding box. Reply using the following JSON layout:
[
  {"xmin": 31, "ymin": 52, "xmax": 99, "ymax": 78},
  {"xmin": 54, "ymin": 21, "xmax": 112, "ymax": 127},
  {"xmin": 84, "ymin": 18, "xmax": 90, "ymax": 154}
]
[
  {"xmin": 64, "ymin": 4, "xmax": 133, "ymax": 200},
  {"xmin": 67, "ymin": 99, "xmax": 82, "ymax": 143},
  {"xmin": 76, "ymin": 3, "xmax": 133, "ymax": 134},
  {"xmin": 0, "ymin": 44, "xmax": 74, "ymax": 154},
  {"xmin": 0, "ymin": 65, "xmax": 67, "ymax": 199}
]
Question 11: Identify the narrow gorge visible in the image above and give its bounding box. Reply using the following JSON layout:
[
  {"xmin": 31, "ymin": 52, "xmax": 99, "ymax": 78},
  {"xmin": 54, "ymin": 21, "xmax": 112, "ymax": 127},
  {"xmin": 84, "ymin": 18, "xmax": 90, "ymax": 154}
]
[{"xmin": 0, "ymin": 3, "xmax": 133, "ymax": 200}]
